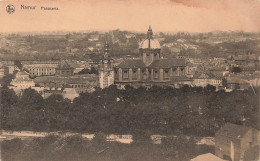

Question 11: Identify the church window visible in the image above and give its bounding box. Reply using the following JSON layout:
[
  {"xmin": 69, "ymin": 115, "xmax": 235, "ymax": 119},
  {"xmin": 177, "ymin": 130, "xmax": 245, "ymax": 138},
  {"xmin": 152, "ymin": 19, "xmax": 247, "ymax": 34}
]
[
  {"xmin": 154, "ymin": 70, "xmax": 159, "ymax": 79},
  {"xmin": 123, "ymin": 70, "xmax": 129, "ymax": 79},
  {"xmin": 154, "ymin": 53, "xmax": 157, "ymax": 57},
  {"xmin": 132, "ymin": 69, "xmax": 138, "ymax": 80},
  {"xmin": 164, "ymin": 69, "xmax": 169, "ymax": 80}
]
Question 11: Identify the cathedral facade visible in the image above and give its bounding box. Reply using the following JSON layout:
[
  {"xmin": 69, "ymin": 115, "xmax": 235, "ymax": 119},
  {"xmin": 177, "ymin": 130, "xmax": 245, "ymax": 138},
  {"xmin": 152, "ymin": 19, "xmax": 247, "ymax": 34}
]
[{"xmin": 99, "ymin": 26, "xmax": 189, "ymax": 89}]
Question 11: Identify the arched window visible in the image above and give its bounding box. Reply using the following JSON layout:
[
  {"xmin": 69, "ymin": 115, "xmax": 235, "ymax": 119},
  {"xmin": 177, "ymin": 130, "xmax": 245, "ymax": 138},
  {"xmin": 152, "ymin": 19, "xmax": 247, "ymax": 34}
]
[
  {"xmin": 123, "ymin": 69, "xmax": 129, "ymax": 79},
  {"xmin": 153, "ymin": 70, "xmax": 159, "ymax": 79},
  {"xmin": 132, "ymin": 69, "xmax": 138, "ymax": 80},
  {"xmin": 163, "ymin": 69, "xmax": 169, "ymax": 80}
]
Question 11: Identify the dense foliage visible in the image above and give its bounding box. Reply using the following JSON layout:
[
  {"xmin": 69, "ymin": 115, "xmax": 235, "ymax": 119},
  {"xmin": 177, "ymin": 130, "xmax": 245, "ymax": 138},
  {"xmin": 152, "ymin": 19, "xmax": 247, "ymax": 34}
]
[
  {"xmin": 1, "ymin": 135, "xmax": 214, "ymax": 161},
  {"xmin": 1, "ymin": 85, "xmax": 259, "ymax": 136}
]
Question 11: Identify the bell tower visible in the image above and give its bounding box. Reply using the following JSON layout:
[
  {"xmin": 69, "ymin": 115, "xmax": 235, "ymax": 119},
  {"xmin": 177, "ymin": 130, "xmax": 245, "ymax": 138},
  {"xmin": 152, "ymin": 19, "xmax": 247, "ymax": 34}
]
[{"xmin": 99, "ymin": 41, "xmax": 114, "ymax": 89}]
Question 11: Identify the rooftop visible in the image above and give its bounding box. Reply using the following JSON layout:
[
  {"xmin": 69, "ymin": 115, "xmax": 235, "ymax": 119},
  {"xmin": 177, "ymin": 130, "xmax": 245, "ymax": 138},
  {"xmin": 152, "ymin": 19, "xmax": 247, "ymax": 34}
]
[{"xmin": 216, "ymin": 123, "xmax": 253, "ymax": 139}]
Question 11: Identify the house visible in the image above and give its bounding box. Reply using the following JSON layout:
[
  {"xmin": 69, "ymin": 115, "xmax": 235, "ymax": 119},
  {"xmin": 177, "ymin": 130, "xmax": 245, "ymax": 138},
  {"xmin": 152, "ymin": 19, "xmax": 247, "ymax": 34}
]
[
  {"xmin": 190, "ymin": 153, "xmax": 227, "ymax": 161},
  {"xmin": 192, "ymin": 73, "xmax": 222, "ymax": 87},
  {"xmin": 215, "ymin": 123, "xmax": 260, "ymax": 161},
  {"xmin": 4, "ymin": 65, "xmax": 20, "ymax": 75},
  {"xmin": 9, "ymin": 71, "xmax": 35, "ymax": 95},
  {"xmin": 225, "ymin": 77, "xmax": 250, "ymax": 90}
]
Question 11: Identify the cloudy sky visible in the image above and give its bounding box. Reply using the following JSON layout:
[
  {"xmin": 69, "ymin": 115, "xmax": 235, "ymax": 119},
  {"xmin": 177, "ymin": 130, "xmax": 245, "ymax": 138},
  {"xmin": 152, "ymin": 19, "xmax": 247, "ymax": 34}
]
[{"xmin": 0, "ymin": 0, "xmax": 259, "ymax": 33}]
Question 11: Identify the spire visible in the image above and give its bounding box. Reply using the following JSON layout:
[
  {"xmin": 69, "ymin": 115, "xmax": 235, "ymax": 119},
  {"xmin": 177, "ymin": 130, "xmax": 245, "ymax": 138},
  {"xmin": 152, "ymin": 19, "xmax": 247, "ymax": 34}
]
[
  {"xmin": 103, "ymin": 41, "xmax": 111, "ymax": 59},
  {"xmin": 147, "ymin": 25, "xmax": 153, "ymax": 39},
  {"xmin": 147, "ymin": 25, "xmax": 153, "ymax": 48},
  {"xmin": 104, "ymin": 41, "xmax": 109, "ymax": 54}
]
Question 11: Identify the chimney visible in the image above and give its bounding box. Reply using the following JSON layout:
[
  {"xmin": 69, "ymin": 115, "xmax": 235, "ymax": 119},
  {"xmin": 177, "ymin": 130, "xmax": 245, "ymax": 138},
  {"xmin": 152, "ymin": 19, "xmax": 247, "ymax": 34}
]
[{"xmin": 231, "ymin": 141, "xmax": 235, "ymax": 161}]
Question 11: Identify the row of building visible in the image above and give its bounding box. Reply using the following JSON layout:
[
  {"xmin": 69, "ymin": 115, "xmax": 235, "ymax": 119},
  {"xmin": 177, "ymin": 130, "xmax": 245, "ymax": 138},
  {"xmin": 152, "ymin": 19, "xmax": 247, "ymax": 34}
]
[
  {"xmin": 99, "ymin": 26, "xmax": 224, "ymax": 89},
  {"xmin": 7, "ymin": 60, "xmax": 98, "ymax": 99},
  {"xmin": 4, "ymin": 26, "xmax": 260, "ymax": 100}
]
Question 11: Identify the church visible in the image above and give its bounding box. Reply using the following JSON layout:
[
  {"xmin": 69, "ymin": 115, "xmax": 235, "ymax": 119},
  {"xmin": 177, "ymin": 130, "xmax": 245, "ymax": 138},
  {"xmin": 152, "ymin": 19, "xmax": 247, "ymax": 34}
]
[{"xmin": 99, "ymin": 26, "xmax": 190, "ymax": 89}]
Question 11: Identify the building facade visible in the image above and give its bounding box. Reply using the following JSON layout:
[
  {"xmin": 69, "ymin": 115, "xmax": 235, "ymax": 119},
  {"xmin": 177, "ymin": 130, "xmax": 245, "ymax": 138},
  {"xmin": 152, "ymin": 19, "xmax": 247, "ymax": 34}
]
[
  {"xmin": 215, "ymin": 123, "xmax": 260, "ymax": 161},
  {"xmin": 99, "ymin": 26, "xmax": 189, "ymax": 89},
  {"xmin": 24, "ymin": 63, "xmax": 58, "ymax": 77},
  {"xmin": 9, "ymin": 71, "xmax": 35, "ymax": 95}
]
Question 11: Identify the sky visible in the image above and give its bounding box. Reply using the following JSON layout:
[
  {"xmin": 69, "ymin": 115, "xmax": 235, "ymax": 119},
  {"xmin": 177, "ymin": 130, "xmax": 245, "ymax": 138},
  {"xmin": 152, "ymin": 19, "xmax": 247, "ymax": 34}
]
[{"xmin": 0, "ymin": 0, "xmax": 260, "ymax": 33}]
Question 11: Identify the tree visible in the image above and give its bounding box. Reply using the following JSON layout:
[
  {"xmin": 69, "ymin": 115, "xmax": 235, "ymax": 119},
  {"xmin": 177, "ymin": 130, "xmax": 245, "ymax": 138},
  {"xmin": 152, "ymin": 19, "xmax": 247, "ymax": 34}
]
[
  {"xmin": 14, "ymin": 60, "xmax": 23, "ymax": 70},
  {"xmin": 1, "ymin": 74, "xmax": 15, "ymax": 86},
  {"xmin": 231, "ymin": 67, "xmax": 242, "ymax": 74},
  {"xmin": 1, "ymin": 86, "xmax": 20, "ymax": 130},
  {"xmin": 92, "ymin": 132, "xmax": 107, "ymax": 146}
]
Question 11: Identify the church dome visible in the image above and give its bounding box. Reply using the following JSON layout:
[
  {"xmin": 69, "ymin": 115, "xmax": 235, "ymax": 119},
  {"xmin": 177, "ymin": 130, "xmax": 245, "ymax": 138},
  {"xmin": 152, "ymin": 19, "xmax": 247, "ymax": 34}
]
[
  {"xmin": 139, "ymin": 26, "xmax": 161, "ymax": 49},
  {"xmin": 140, "ymin": 39, "xmax": 160, "ymax": 49}
]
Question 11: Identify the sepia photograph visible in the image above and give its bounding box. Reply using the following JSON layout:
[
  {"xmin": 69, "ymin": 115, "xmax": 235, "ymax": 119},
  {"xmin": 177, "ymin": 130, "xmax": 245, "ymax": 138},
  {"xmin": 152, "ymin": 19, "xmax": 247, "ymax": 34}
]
[{"xmin": 0, "ymin": 0, "xmax": 259, "ymax": 161}]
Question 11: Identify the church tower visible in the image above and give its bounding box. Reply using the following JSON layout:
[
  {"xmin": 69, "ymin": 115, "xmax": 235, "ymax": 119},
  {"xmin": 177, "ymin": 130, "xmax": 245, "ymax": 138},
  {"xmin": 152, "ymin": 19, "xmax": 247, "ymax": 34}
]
[
  {"xmin": 139, "ymin": 26, "xmax": 161, "ymax": 66},
  {"xmin": 99, "ymin": 41, "xmax": 114, "ymax": 89}
]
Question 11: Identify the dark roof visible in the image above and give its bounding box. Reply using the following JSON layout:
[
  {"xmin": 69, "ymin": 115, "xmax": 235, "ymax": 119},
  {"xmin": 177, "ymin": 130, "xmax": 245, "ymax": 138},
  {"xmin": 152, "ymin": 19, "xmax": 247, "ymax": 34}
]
[
  {"xmin": 57, "ymin": 60, "xmax": 74, "ymax": 69},
  {"xmin": 216, "ymin": 123, "xmax": 252, "ymax": 139},
  {"xmin": 171, "ymin": 75, "xmax": 191, "ymax": 82},
  {"xmin": 34, "ymin": 75, "xmax": 98, "ymax": 85},
  {"xmin": 116, "ymin": 59, "xmax": 146, "ymax": 68},
  {"xmin": 148, "ymin": 59, "xmax": 185, "ymax": 68}
]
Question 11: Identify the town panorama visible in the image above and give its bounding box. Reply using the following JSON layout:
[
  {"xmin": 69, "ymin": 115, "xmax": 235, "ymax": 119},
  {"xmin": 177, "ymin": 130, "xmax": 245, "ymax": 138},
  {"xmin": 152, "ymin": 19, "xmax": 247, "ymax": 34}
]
[{"xmin": 0, "ymin": 26, "xmax": 259, "ymax": 161}]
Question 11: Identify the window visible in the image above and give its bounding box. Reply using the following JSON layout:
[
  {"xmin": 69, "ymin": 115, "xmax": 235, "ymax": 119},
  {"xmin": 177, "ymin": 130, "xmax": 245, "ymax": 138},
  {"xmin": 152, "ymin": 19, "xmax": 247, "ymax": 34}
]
[
  {"xmin": 154, "ymin": 53, "xmax": 157, "ymax": 57},
  {"xmin": 164, "ymin": 69, "xmax": 169, "ymax": 80},
  {"xmin": 123, "ymin": 70, "xmax": 129, "ymax": 79},
  {"xmin": 154, "ymin": 70, "xmax": 159, "ymax": 79},
  {"xmin": 132, "ymin": 69, "xmax": 137, "ymax": 80}
]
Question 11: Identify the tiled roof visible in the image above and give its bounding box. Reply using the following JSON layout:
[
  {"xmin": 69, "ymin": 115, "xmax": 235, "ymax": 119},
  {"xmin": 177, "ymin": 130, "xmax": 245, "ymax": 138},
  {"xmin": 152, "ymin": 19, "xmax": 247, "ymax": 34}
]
[
  {"xmin": 34, "ymin": 75, "xmax": 98, "ymax": 85},
  {"xmin": 116, "ymin": 59, "xmax": 146, "ymax": 68},
  {"xmin": 216, "ymin": 123, "xmax": 252, "ymax": 139},
  {"xmin": 171, "ymin": 75, "xmax": 191, "ymax": 82},
  {"xmin": 57, "ymin": 60, "xmax": 74, "ymax": 69},
  {"xmin": 193, "ymin": 72, "xmax": 222, "ymax": 80},
  {"xmin": 226, "ymin": 77, "xmax": 248, "ymax": 84},
  {"xmin": 191, "ymin": 153, "xmax": 226, "ymax": 161},
  {"xmin": 148, "ymin": 59, "xmax": 185, "ymax": 68}
]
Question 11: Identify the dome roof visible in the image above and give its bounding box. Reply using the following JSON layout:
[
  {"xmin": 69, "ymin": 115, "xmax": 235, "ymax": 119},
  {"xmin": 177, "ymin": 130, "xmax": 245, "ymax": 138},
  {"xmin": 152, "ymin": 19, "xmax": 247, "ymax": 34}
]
[
  {"xmin": 139, "ymin": 38, "xmax": 160, "ymax": 49},
  {"xmin": 139, "ymin": 26, "xmax": 160, "ymax": 49}
]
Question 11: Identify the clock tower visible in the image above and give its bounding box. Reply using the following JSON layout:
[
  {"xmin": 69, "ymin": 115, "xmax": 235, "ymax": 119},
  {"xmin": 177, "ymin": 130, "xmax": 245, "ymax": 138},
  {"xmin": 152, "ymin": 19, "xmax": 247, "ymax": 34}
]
[{"xmin": 99, "ymin": 42, "xmax": 114, "ymax": 89}]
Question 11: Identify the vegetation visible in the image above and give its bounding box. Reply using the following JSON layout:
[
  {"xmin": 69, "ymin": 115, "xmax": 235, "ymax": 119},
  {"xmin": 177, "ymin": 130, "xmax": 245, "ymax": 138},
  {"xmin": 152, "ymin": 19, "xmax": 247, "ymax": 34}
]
[
  {"xmin": 1, "ymin": 85, "xmax": 259, "ymax": 136},
  {"xmin": 1, "ymin": 135, "xmax": 214, "ymax": 161}
]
